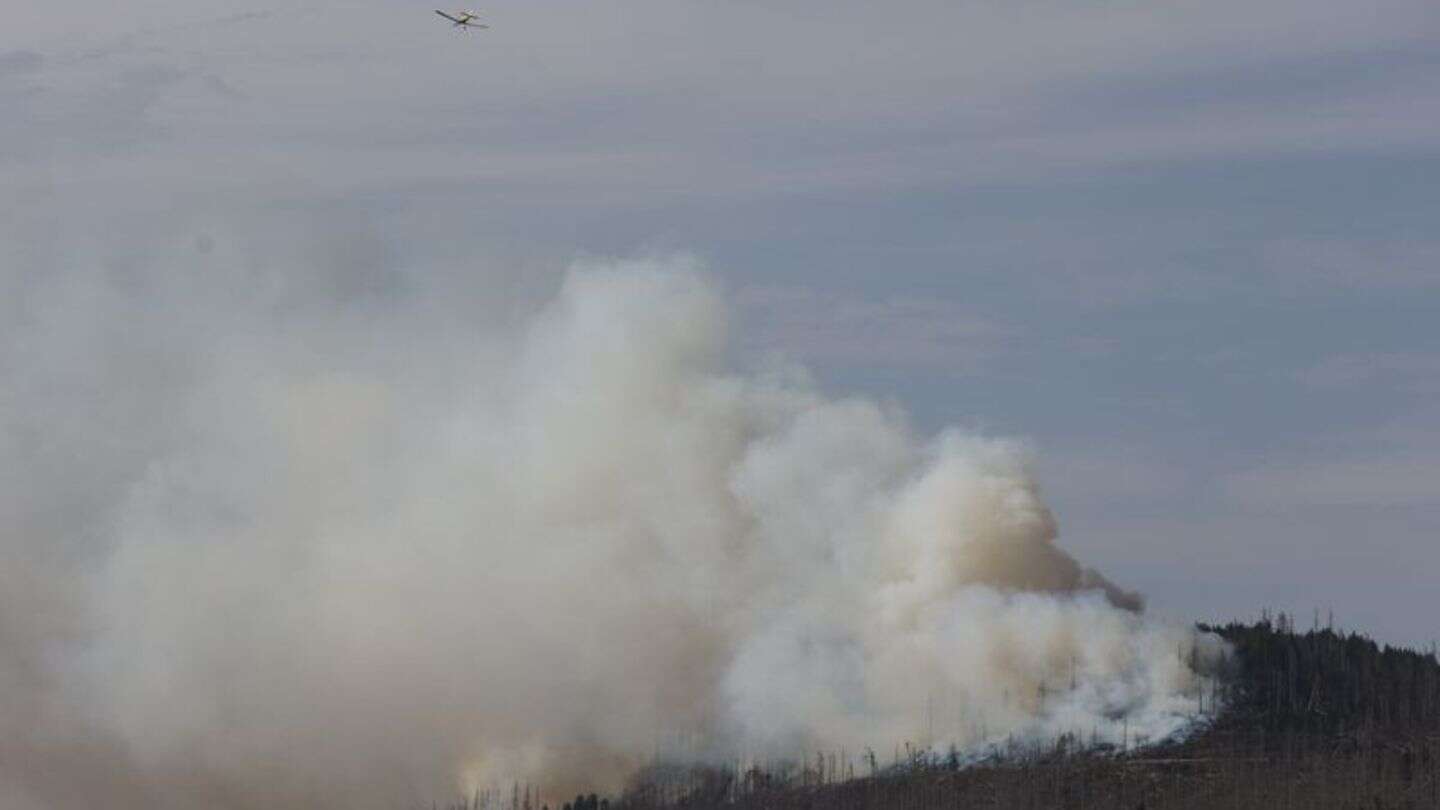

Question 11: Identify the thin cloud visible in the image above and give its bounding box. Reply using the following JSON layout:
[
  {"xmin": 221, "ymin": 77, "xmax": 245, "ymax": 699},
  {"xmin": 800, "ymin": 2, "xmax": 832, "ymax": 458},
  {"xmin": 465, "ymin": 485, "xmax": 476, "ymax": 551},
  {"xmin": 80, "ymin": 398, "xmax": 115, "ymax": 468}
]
[
  {"xmin": 736, "ymin": 286, "xmax": 1009, "ymax": 372},
  {"xmin": 1261, "ymin": 239, "xmax": 1440, "ymax": 291},
  {"xmin": 1223, "ymin": 455, "xmax": 1440, "ymax": 508},
  {"xmin": 1293, "ymin": 352, "xmax": 1440, "ymax": 393},
  {"xmin": 0, "ymin": 50, "xmax": 43, "ymax": 78}
]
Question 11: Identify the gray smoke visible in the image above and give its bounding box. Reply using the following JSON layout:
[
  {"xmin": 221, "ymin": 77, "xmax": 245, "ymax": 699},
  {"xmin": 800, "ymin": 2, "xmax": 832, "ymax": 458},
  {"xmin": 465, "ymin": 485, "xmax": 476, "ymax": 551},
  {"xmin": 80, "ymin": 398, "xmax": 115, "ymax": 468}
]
[{"xmin": 0, "ymin": 217, "xmax": 1225, "ymax": 809}]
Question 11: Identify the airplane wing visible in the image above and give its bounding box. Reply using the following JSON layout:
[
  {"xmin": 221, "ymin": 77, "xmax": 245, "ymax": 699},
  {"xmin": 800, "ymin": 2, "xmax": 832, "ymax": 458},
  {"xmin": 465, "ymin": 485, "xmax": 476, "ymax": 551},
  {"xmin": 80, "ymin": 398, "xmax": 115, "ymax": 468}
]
[{"xmin": 435, "ymin": 10, "xmax": 465, "ymax": 23}]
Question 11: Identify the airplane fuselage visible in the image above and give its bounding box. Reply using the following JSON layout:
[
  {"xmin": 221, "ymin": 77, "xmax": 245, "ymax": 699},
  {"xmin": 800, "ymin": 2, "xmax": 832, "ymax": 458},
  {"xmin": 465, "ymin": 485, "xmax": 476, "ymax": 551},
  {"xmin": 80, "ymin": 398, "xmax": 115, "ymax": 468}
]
[{"xmin": 435, "ymin": 10, "xmax": 488, "ymax": 29}]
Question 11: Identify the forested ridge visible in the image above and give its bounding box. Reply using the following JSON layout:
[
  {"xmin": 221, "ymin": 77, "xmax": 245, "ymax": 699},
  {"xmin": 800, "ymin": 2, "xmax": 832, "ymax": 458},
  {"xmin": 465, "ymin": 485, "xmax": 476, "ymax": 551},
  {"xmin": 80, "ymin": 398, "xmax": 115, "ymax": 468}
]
[
  {"xmin": 437, "ymin": 618, "xmax": 1440, "ymax": 810},
  {"xmin": 1203, "ymin": 614, "xmax": 1440, "ymax": 737}
]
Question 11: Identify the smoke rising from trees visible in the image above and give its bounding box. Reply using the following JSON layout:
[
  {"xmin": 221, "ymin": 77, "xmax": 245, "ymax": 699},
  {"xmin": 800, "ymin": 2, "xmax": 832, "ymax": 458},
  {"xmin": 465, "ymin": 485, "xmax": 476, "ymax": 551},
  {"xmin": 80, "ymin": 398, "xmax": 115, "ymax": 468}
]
[{"xmin": 0, "ymin": 223, "xmax": 1223, "ymax": 809}]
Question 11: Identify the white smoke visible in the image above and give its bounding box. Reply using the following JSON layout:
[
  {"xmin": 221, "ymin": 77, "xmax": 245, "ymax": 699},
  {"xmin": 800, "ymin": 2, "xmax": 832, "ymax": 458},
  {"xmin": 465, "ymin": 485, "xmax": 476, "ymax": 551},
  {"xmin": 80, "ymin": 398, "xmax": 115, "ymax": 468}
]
[{"xmin": 0, "ymin": 222, "xmax": 1224, "ymax": 809}]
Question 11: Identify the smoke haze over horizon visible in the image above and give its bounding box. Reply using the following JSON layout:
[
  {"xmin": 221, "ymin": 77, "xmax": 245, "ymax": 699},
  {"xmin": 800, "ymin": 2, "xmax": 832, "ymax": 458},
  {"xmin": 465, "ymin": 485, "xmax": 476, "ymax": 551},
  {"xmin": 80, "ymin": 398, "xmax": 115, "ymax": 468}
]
[
  {"xmin": 1, "ymin": 236, "xmax": 1224, "ymax": 808},
  {"xmin": 3, "ymin": 0, "xmax": 1437, "ymax": 650}
]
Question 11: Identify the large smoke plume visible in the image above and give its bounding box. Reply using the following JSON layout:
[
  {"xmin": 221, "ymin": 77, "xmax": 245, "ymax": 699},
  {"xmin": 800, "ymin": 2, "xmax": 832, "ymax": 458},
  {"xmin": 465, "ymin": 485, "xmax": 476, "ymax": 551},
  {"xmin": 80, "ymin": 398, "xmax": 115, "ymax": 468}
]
[{"xmin": 0, "ymin": 220, "xmax": 1224, "ymax": 809}]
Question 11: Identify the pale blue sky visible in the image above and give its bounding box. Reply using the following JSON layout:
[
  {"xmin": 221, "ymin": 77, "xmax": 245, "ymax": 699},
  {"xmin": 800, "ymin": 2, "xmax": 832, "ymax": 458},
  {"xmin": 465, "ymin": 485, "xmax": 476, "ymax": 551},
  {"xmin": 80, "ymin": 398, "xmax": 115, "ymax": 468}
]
[{"xmin": 4, "ymin": 0, "xmax": 1438, "ymax": 644}]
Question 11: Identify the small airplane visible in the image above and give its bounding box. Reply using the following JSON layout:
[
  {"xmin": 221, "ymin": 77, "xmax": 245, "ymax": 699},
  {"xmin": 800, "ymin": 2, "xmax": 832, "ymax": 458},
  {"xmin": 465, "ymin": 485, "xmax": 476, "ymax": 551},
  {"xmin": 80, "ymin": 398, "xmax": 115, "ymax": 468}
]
[{"xmin": 435, "ymin": 9, "xmax": 489, "ymax": 29}]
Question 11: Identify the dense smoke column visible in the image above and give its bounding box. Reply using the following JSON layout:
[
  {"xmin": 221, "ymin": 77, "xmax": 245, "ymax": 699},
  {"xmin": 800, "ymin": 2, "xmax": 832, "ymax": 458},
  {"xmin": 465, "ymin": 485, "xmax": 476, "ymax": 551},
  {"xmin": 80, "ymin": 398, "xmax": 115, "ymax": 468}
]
[{"xmin": 0, "ymin": 233, "xmax": 1224, "ymax": 809}]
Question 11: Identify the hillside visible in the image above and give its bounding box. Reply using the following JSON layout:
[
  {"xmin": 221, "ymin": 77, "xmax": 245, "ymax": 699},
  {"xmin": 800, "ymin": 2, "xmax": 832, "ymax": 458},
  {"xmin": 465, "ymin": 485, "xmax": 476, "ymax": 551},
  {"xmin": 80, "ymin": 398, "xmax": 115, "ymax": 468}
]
[
  {"xmin": 1203, "ymin": 615, "xmax": 1440, "ymax": 737},
  {"xmin": 536, "ymin": 618, "xmax": 1440, "ymax": 810}
]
